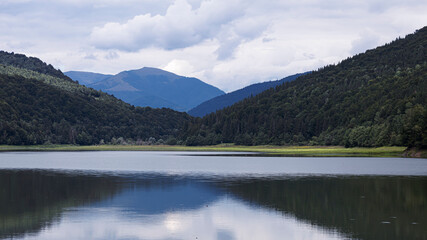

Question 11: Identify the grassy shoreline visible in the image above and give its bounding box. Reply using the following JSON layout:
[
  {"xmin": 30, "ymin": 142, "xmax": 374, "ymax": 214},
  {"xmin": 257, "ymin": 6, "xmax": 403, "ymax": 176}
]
[{"xmin": 0, "ymin": 144, "xmax": 413, "ymax": 157}]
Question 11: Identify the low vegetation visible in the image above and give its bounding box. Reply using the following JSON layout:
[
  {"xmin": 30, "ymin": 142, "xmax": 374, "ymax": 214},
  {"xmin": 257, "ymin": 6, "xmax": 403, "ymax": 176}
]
[{"xmin": 0, "ymin": 144, "xmax": 408, "ymax": 157}]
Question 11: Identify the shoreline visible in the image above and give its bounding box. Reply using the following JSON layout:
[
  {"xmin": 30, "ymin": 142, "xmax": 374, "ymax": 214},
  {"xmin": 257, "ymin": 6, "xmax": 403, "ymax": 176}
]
[{"xmin": 0, "ymin": 145, "xmax": 417, "ymax": 158}]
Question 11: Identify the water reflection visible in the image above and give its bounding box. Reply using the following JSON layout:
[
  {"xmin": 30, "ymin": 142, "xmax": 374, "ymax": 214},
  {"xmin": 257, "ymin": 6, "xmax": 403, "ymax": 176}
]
[
  {"xmin": 1, "ymin": 170, "xmax": 426, "ymax": 240},
  {"xmin": 224, "ymin": 176, "xmax": 427, "ymax": 240}
]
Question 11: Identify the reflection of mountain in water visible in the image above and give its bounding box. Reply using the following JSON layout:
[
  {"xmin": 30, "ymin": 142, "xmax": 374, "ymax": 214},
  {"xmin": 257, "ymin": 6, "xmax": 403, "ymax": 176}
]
[
  {"xmin": 0, "ymin": 171, "xmax": 222, "ymax": 239},
  {"xmin": 224, "ymin": 176, "xmax": 427, "ymax": 240},
  {"xmin": 93, "ymin": 177, "xmax": 222, "ymax": 215},
  {"xmin": 1, "ymin": 170, "xmax": 426, "ymax": 240}
]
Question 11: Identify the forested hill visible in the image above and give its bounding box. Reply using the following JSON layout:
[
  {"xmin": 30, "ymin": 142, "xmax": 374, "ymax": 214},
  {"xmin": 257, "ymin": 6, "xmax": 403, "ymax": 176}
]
[
  {"xmin": 0, "ymin": 51, "xmax": 191, "ymax": 145},
  {"xmin": 181, "ymin": 27, "xmax": 427, "ymax": 148},
  {"xmin": 188, "ymin": 73, "xmax": 306, "ymax": 117},
  {"xmin": 0, "ymin": 51, "xmax": 71, "ymax": 80}
]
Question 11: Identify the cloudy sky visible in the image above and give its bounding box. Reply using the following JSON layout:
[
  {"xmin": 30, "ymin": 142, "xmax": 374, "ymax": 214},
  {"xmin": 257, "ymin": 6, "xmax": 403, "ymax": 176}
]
[{"xmin": 1, "ymin": 0, "xmax": 426, "ymax": 92}]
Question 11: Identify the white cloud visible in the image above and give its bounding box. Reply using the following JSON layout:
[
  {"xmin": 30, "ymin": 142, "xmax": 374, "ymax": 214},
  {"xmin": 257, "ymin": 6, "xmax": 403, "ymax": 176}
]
[{"xmin": 90, "ymin": 0, "xmax": 253, "ymax": 55}]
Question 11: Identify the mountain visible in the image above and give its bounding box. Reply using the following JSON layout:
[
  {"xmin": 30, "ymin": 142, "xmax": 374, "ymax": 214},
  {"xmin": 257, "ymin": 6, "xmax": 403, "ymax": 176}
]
[
  {"xmin": 181, "ymin": 27, "xmax": 427, "ymax": 148},
  {"xmin": 188, "ymin": 73, "xmax": 306, "ymax": 117},
  {"xmin": 66, "ymin": 67, "xmax": 225, "ymax": 112},
  {"xmin": 0, "ymin": 51, "xmax": 191, "ymax": 145},
  {"xmin": 65, "ymin": 71, "xmax": 112, "ymax": 86}
]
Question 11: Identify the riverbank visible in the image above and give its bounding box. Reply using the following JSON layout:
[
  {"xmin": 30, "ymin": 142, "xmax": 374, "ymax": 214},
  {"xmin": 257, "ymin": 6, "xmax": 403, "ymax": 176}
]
[{"xmin": 0, "ymin": 145, "xmax": 413, "ymax": 157}]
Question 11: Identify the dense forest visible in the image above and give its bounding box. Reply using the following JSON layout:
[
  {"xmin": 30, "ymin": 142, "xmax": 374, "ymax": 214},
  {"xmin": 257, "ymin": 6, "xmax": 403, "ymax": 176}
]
[
  {"xmin": 180, "ymin": 27, "xmax": 427, "ymax": 148},
  {"xmin": 0, "ymin": 53, "xmax": 191, "ymax": 145}
]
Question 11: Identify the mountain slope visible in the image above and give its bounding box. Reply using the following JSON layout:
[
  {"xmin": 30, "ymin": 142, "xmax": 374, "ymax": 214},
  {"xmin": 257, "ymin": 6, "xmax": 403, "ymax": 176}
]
[
  {"xmin": 65, "ymin": 71, "xmax": 113, "ymax": 86},
  {"xmin": 181, "ymin": 27, "xmax": 427, "ymax": 148},
  {"xmin": 188, "ymin": 73, "xmax": 306, "ymax": 117},
  {"xmin": 66, "ymin": 67, "xmax": 225, "ymax": 112},
  {"xmin": 0, "ymin": 52, "xmax": 191, "ymax": 145},
  {"xmin": 0, "ymin": 51, "xmax": 71, "ymax": 80}
]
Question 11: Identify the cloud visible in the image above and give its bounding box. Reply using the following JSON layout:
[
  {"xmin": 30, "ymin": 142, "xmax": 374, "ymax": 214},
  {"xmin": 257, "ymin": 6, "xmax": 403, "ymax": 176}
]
[
  {"xmin": 84, "ymin": 53, "xmax": 97, "ymax": 60},
  {"xmin": 90, "ymin": 0, "xmax": 198, "ymax": 51},
  {"xmin": 105, "ymin": 51, "xmax": 119, "ymax": 60},
  {"xmin": 215, "ymin": 33, "xmax": 241, "ymax": 60},
  {"xmin": 90, "ymin": 0, "xmax": 263, "ymax": 60},
  {"xmin": 164, "ymin": 59, "xmax": 195, "ymax": 76}
]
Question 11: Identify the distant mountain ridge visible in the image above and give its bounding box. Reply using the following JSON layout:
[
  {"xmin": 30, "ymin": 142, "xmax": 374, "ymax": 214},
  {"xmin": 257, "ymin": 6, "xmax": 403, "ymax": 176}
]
[
  {"xmin": 66, "ymin": 68, "xmax": 225, "ymax": 112},
  {"xmin": 188, "ymin": 73, "xmax": 307, "ymax": 117},
  {"xmin": 65, "ymin": 71, "xmax": 112, "ymax": 86}
]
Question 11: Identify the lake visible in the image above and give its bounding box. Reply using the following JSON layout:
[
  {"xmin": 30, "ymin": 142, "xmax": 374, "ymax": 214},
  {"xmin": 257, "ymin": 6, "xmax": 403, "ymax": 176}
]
[{"xmin": 0, "ymin": 151, "xmax": 426, "ymax": 240}]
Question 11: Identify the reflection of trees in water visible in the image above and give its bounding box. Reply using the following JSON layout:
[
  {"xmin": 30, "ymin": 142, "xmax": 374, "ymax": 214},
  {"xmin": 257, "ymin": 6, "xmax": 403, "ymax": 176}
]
[
  {"xmin": 0, "ymin": 170, "xmax": 124, "ymax": 239},
  {"xmin": 224, "ymin": 176, "xmax": 427, "ymax": 240},
  {"xmin": 1, "ymin": 171, "xmax": 426, "ymax": 240}
]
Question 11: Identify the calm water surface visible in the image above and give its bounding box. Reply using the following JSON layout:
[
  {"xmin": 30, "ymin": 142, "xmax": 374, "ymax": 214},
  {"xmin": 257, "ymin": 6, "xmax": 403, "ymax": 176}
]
[{"xmin": 0, "ymin": 151, "xmax": 426, "ymax": 240}]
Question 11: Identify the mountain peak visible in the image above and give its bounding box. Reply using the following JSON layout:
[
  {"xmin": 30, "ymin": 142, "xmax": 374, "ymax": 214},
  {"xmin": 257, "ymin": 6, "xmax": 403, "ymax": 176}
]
[
  {"xmin": 131, "ymin": 67, "xmax": 179, "ymax": 78},
  {"xmin": 67, "ymin": 67, "xmax": 225, "ymax": 112}
]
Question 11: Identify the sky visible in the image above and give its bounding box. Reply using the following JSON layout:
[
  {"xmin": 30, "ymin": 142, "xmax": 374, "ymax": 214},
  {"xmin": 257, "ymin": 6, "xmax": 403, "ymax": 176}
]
[{"xmin": 1, "ymin": 0, "xmax": 426, "ymax": 92}]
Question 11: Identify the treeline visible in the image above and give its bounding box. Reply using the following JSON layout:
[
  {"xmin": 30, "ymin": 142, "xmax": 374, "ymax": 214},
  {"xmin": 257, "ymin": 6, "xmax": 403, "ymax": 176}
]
[
  {"xmin": 0, "ymin": 73, "xmax": 191, "ymax": 145},
  {"xmin": 0, "ymin": 64, "xmax": 106, "ymax": 97},
  {"xmin": 180, "ymin": 27, "xmax": 427, "ymax": 148}
]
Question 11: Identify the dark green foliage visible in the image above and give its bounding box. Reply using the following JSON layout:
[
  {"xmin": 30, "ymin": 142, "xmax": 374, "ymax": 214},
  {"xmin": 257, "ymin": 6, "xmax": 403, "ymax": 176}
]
[
  {"xmin": 181, "ymin": 27, "xmax": 427, "ymax": 148},
  {"xmin": 0, "ymin": 53, "xmax": 192, "ymax": 145}
]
